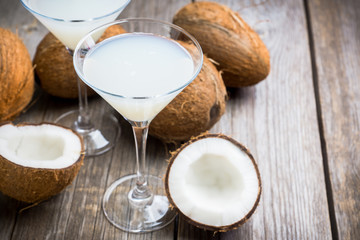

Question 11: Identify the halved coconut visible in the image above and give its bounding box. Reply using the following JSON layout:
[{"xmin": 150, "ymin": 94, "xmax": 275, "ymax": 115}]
[
  {"xmin": 165, "ymin": 133, "xmax": 261, "ymax": 232},
  {"xmin": 0, "ymin": 122, "xmax": 84, "ymax": 203}
]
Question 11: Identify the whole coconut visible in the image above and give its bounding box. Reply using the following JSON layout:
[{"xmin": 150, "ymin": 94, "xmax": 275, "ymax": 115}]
[
  {"xmin": 0, "ymin": 28, "xmax": 34, "ymax": 121},
  {"xmin": 149, "ymin": 42, "xmax": 227, "ymax": 143},
  {"xmin": 34, "ymin": 25, "xmax": 127, "ymax": 99},
  {"xmin": 173, "ymin": 2, "xmax": 270, "ymax": 87}
]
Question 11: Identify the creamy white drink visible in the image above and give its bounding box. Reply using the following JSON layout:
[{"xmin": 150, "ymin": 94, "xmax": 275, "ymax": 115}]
[
  {"xmin": 82, "ymin": 33, "xmax": 194, "ymax": 122},
  {"xmin": 26, "ymin": 0, "xmax": 130, "ymax": 49}
]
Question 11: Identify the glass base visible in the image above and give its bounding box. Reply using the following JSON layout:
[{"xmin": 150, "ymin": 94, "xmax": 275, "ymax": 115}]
[
  {"xmin": 55, "ymin": 110, "xmax": 120, "ymax": 157},
  {"xmin": 103, "ymin": 174, "xmax": 177, "ymax": 233}
]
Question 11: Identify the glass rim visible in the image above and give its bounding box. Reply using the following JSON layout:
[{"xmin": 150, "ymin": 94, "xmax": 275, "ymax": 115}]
[
  {"xmin": 20, "ymin": 0, "xmax": 131, "ymax": 22},
  {"xmin": 73, "ymin": 18, "xmax": 204, "ymax": 100}
]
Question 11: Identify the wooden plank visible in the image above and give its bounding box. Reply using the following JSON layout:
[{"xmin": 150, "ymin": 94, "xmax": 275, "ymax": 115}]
[
  {"xmin": 0, "ymin": 194, "xmax": 20, "ymax": 240},
  {"xmin": 307, "ymin": 0, "xmax": 360, "ymax": 239},
  {"xmin": 0, "ymin": 2, "xmax": 49, "ymax": 240},
  {"xmin": 100, "ymin": 1, "xmax": 191, "ymax": 239},
  {"xmin": 0, "ymin": 0, "xmax": 49, "ymax": 124},
  {"xmin": 0, "ymin": 0, "xmax": 189, "ymax": 239},
  {"xmin": 176, "ymin": 0, "xmax": 332, "ymax": 239},
  {"xmin": 0, "ymin": 0, "xmax": 47, "ymax": 59}
]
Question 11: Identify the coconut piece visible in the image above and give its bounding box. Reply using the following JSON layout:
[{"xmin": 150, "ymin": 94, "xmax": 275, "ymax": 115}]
[
  {"xmin": 34, "ymin": 25, "xmax": 127, "ymax": 99},
  {"xmin": 0, "ymin": 122, "xmax": 84, "ymax": 203},
  {"xmin": 165, "ymin": 133, "xmax": 261, "ymax": 231},
  {"xmin": 173, "ymin": 2, "xmax": 270, "ymax": 87},
  {"xmin": 0, "ymin": 28, "xmax": 34, "ymax": 122},
  {"xmin": 149, "ymin": 42, "xmax": 227, "ymax": 142}
]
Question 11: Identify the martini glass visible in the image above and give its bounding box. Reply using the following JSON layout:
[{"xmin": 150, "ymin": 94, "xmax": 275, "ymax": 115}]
[
  {"xmin": 73, "ymin": 19, "xmax": 203, "ymax": 232},
  {"xmin": 20, "ymin": 0, "xmax": 131, "ymax": 156}
]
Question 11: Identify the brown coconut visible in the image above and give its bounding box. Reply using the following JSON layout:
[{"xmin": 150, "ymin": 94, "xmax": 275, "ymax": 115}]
[
  {"xmin": 0, "ymin": 122, "xmax": 84, "ymax": 203},
  {"xmin": 173, "ymin": 2, "xmax": 270, "ymax": 87},
  {"xmin": 34, "ymin": 25, "xmax": 127, "ymax": 98},
  {"xmin": 0, "ymin": 28, "xmax": 34, "ymax": 122},
  {"xmin": 149, "ymin": 42, "xmax": 227, "ymax": 143}
]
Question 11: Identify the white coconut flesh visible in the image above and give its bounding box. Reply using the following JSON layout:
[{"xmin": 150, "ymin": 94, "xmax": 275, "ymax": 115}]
[
  {"xmin": 0, "ymin": 124, "xmax": 82, "ymax": 169},
  {"xmin": 167, "ymin": 137, "xmax": 260, "ymax": 228}
]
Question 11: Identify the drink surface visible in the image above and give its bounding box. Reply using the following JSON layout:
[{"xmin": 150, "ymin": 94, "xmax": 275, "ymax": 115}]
[
  {"xmin": 28, "ymin": 0, "xmax": 128, "ymax": 20},
  {"xmin": 82, "ymin": 33, "xmax": 195, "ymax": 121},
  {"xmin": 83, "ymin": 33, "xmax": 194, "ymax": 97},
  {"xmin": 26, "ymin": 0, "xmax": 129, "ymax": 49}
]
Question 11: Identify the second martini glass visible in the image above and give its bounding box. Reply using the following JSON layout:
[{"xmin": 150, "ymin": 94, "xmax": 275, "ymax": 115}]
[
  {"xmin": 20, "ymin": 0, "xmax": 131, "ymax": 156},
  {"xmin": 73, "ymin": 19, "xmax": 203, "ymax": 232}
]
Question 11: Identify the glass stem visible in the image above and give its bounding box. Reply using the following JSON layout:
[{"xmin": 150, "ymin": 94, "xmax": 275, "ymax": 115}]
[
  {"xmin": 131, "ymin": 121, "xmax": 152, "ymax": 200},
  {"xmin": 67, "ymin": 47, "xmax": 92, "ymax": 129},
  {"xmin": 76, "ymin": 76, "xmax": 91, "ymax": 128}
]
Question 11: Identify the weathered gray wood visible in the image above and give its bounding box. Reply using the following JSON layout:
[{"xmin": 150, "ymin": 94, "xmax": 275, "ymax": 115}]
[
  {"xmin": 2, "ymin": 0, "xmax": 359, "ymax": 239},
  {"xmin": 0, "ymin": 0, "xmax": 188, "ymax": 239},
  {"xmin": 0, "ymin": 2, "xmax": 48, "ymax": 240},
  {"xmin": 176, "ymin": 0, "xmax": 332, "ymax": 239},
  {"xmin": 99, "ymin": 1, "xmax": 191, "ymax": 239},
  {"xmin": 0, "ymin": 193, "xmax": 20, "ymax": 240},
  {"xmin": 307, "ymin": 0, "xmax": 360, "ymax": 239},
  {"xmin": 0, "ymin": 0, "xmax": 47, "ymax": 59}
]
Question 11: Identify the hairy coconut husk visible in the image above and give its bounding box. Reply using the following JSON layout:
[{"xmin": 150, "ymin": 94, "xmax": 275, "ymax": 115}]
[
  {"xmin": 173, "ymin": 2, "xmax": 270, "ymax": 87},
  {"xmin": 0, "ymin": 28, "xmax": 34, "ymax": 122},
  {"xmin": 34, "ymin": 25, "xmax": 127, "ymax": 99},
  {"xmin": 0, "ymin": 122, "xmax": 84, "ymax": 203},
  {"xmin": 149, "ymin": 42, "xmax": 227, "ymax": 143},
  {"xmin": 165, "ymin": 133, "xmax": 262, "ymax": 232}
]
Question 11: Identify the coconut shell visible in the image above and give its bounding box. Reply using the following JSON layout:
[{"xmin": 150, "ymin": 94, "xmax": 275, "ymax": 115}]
[
  {"xmin": 149, "ymin": 42, "xmax": 227, "ymax": 143},
  {"xmin": 173, "ymin": 2, "xmax": 270, "ymax": 87},
  {"xmin": 34, "ymin": 25, "xmax": 127, "ymax": 99},
  {"xmin": 0, "ymin": 122, "xmax": 84, "ymax": 203},
  {"xmin": 0, "ymin": 28, "xmax": 34, "ymax": 122},
  {"xmin": 165, "ymin": 133, "xmax": 262, "ymax": 232}
]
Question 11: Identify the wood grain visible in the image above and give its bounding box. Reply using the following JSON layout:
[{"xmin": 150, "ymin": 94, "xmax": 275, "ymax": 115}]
[
  {"xmin": 0, "ymin": 0, "xmax": 47, "ymax": 59},
  {"xmin": 0, "ymin": 0, "xmax": 189, "ymax": 239},
  {"xmin": 0, "ymin": 2, "xmax": 48, "ymax": 240},
  {"xmin": 1, "ymin": 0, "xmax": 359, "ymax": 239},
  {"xmin": 176, "ymin": 0, "xmax": 332, "ymax": 239},
  {"xmin": 307, "ymin": 0, "xmax": 360, "ymax": 239}
]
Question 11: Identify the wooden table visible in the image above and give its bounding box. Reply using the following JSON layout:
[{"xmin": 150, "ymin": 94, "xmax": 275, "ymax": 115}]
[{"xmin": 1, "ymin": 0, "xmax": 359, "ymax": 239}]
